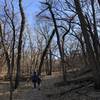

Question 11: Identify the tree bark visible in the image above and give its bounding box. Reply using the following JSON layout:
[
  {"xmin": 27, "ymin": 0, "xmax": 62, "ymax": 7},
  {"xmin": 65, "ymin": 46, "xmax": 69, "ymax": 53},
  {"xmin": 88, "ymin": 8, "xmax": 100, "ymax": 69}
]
[
  {"xmin": 48, "ymin": 46, "xmax": 52, "ymax": 75},
  {"xmin": 74, "ymin": 0, "xmax": 100, "ymax": 89},
  {"xmin": 38, "ymin": 29, "xmax": 55, "ymax": 75},
  {"xmin": 15, "ymin": 0, "xmax": 25, "ymax": 89},
  {"xmin": 47, "ymin": 3, "xmax": 66, "ymax": 81}
]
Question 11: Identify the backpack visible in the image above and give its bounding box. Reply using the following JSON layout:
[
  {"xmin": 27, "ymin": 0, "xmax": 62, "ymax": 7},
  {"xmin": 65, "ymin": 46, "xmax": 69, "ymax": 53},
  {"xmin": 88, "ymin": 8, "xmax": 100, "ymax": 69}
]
[{"xmin": 32, "ymin": 75, "xmax": 37, "ymax": 82}]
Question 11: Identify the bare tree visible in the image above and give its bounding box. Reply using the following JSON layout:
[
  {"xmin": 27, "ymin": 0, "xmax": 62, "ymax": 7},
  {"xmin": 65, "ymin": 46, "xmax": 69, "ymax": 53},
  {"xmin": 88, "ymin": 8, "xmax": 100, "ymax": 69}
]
[
  {"xmin": 38, "ymin": 28, "xmax": 55, "ymax": 75},
  {"xmin": 74, "ymin": 0, "xmax": 100, "ymax": 89},
  {"xmin": 35, "ymin": 22, "xmax": 53, "ymax": 75},
  {"xmin": 15, "ymin": 0, "xmax": 25, "ymax": 89},
  {"xmin": 0, "ymin": 0, "xmax": 17, "ymax": 99}
]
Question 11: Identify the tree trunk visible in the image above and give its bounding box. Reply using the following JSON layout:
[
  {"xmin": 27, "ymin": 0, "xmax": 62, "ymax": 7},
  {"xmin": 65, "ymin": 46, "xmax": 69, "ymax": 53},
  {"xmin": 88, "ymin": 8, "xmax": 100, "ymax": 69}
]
[
  {"xmin": 45, "ymin": 54, "xmax": 49, "ymax": 75},
  {"xmin": 48, "ymin": 46, "xmax": 52, "ymax": 75},
  {"xmin": 15, "ymin": 0, "xmax": 25, "ymax": 89},
  {"xmin": 74, "ymin": 0, "xmax": 100, "ymax": 89},
  {"xmin": 38, "ymin": 29, "xmax": 55, "ymax": 75},
  {"xmin": 47, "ymin": 3, "xmax": 66, "ymax": 81}
]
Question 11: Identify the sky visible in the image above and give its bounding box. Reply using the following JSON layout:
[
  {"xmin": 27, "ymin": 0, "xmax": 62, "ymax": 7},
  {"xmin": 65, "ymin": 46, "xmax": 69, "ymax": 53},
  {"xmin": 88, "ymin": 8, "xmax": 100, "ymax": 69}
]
[
  {"xmin": 0, "ymin": 0, "xmax": 42, "ymax": 25},
  {"xmin": 22, "ymin": 0, "xmax": 41, "ymax": 25},
  {"xmin": 0, "ymin": 0, "xmax": 43, "ymax": 48}
]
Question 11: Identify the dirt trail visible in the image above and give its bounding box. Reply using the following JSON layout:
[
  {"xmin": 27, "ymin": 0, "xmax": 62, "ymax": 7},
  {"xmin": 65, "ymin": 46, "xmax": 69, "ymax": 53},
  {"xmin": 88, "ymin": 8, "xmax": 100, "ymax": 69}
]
[
  {"xmin": 0, "ymin": 72, "xmax": 61, "ymax": 100},
  {"xmin": 1, "ymin": 74, "xmax": 100, "ymax": 100}
]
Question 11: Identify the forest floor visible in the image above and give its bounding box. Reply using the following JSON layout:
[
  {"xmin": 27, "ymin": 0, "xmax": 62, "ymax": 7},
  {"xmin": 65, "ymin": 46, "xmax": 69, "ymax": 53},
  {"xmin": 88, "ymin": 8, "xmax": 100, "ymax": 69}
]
[{"xmin": 0, "ymin": 72, "xmax": 100, "ymax": 100}]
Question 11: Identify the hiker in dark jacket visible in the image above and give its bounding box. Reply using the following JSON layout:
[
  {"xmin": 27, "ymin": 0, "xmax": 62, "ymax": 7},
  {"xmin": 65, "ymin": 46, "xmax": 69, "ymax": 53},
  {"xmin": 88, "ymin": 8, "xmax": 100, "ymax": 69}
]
[
  {"xmin": 32, "ymin": 71, "xmax": 38, "ymax": 88},
  {"xmin": 37, "ymin": 76, "xmax": 42, "ymax": 90}
]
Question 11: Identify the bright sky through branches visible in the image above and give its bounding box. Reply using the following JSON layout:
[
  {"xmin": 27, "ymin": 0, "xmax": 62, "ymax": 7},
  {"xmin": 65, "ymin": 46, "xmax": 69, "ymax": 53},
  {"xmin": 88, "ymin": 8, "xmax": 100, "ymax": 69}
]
[
  {"xmin": 22, "ymin": 0, "xmax": 41, "ymax": 25},
  {"xmin": 0, "ymin": 0, "xmax": 41, "ymax": 25}
]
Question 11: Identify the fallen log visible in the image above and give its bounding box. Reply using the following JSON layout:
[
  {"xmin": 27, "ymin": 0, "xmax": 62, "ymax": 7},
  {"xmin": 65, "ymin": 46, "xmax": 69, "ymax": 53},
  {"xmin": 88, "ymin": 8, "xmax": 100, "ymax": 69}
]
[
  {"xmin": 66, "ymin": 73, "xmax": 93, "ymax": 84},
  {"xmin": 60, "ymin": 81, "xmax": 94, "ymax": 96}
]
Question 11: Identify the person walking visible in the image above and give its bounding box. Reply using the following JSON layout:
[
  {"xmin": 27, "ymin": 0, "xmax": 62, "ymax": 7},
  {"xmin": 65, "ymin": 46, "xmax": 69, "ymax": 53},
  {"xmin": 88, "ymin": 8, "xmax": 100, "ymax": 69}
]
[
  {"xmin": 37, "ymin": 76, "xmax": 42, "ymax": 90},
  {"xmin": 32, "ymin": 71, "xmax": 38, "ymax": 88}
]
